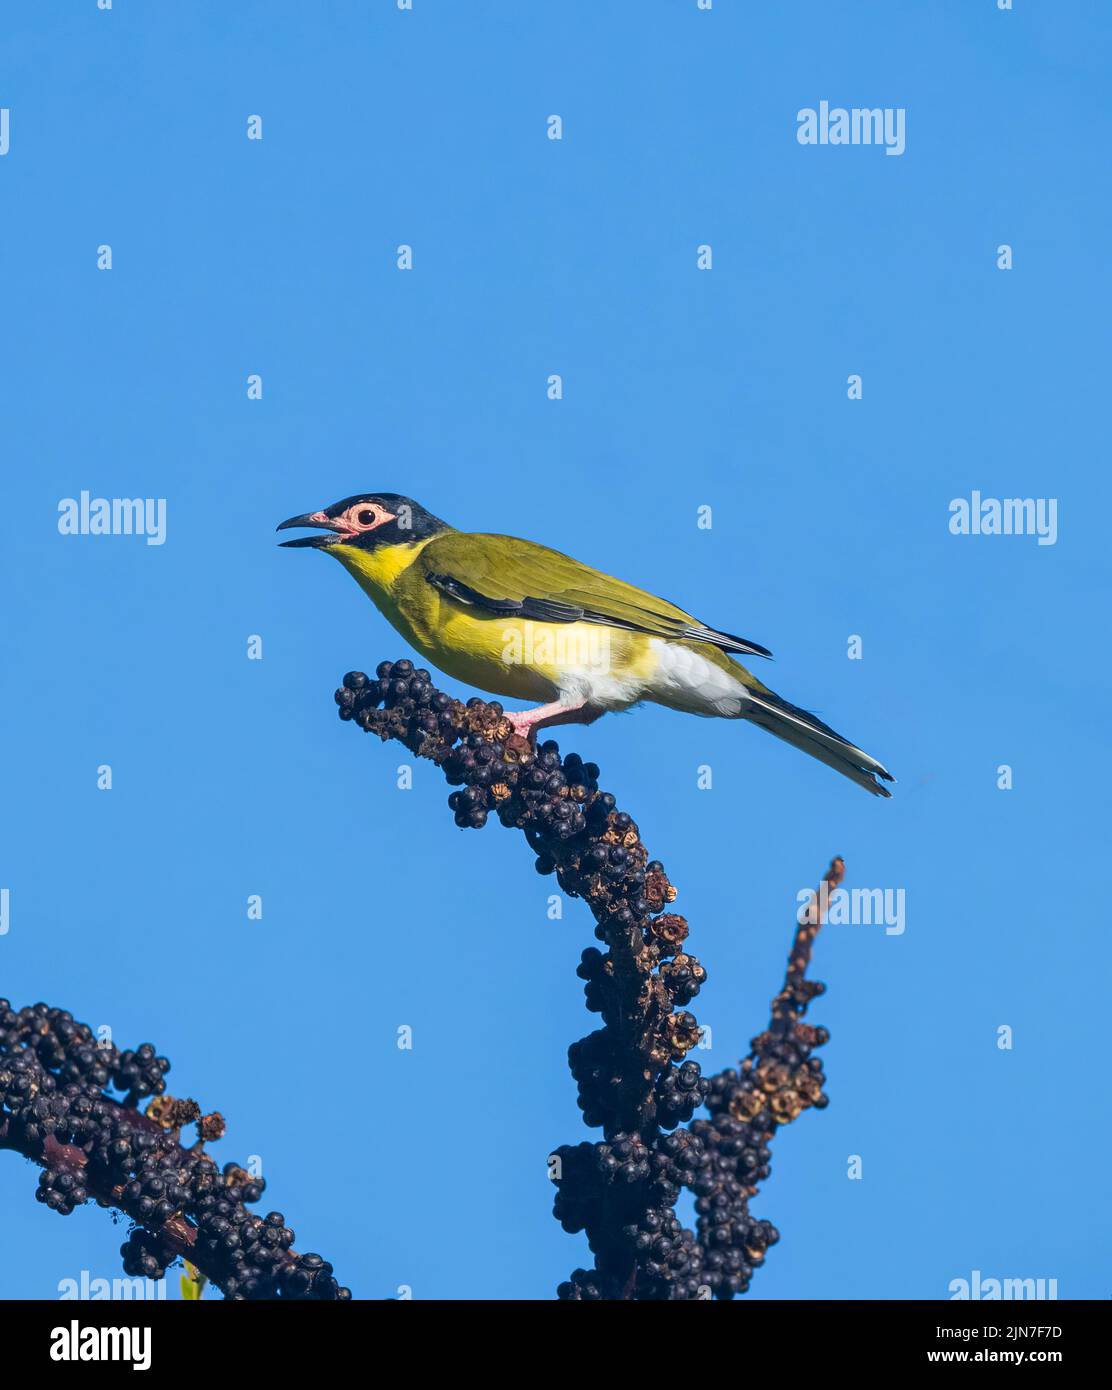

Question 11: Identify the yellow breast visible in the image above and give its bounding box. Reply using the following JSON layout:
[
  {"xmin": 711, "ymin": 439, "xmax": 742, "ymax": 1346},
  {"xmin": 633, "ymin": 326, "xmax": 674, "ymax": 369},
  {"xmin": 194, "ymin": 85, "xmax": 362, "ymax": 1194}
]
[{"xmin": 326, "ymin": 539, "xmax": 657, "ymax": 703}]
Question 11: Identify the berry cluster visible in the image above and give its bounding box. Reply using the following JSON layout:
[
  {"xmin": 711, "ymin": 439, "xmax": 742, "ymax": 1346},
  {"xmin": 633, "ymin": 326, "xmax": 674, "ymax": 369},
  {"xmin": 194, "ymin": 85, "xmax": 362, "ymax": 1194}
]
[
  {"xmin": 338, "ymin": 662, "xmax": 836, "ymax": 1299},
  {"xmin": 0, "ymin": 1002, "xmax": 349, "ymax": 1300},
  {"xmin": 679, "ymin": 870, "xmax": 838, "ymax": 1294}
]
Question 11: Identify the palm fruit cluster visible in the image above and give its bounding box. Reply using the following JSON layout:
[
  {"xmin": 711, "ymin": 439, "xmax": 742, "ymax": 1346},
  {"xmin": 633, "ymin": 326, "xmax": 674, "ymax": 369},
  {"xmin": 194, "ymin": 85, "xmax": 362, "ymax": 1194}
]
[
  {"xmin": 338, "ymin": 662, "xmax": 833, "ymax": 1300},
  {"xmin": 0, "ymin": 1001, "xmax": 349, "ymax": 1299}
]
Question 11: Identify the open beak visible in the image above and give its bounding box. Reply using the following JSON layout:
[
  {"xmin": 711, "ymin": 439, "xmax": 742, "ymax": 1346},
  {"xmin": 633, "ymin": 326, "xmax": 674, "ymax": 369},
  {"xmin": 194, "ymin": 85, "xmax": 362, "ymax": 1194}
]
[{"xmin": 276, "ymin": 512, "xmax": 348, "ymax": 548}]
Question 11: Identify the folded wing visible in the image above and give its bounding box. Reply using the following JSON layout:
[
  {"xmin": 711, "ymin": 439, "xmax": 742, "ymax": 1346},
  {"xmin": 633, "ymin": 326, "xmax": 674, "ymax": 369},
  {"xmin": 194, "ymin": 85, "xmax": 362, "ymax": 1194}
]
[{"xmin": 420, "ymin": 533, "xmax": 772, "ymax": 659}]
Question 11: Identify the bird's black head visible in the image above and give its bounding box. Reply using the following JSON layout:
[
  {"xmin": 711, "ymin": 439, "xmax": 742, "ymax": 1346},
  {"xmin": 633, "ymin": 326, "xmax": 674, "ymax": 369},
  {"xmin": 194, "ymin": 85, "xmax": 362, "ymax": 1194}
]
[{"xmin": 277, "ymin": 494, "xmax": 448, "ymax": 549}]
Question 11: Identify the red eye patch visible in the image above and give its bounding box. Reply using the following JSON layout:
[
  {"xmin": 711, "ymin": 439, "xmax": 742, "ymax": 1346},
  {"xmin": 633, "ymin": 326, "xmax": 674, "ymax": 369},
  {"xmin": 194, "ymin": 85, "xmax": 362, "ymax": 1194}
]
[{"xmin": 339, "ymin": 504, "xmax": 396, "ymax": 533}]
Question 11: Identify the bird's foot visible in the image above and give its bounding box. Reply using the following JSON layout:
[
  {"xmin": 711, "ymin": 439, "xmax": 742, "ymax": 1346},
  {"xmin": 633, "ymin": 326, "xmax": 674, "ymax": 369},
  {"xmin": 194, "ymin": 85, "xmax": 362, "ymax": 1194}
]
[{"xmin": 504, "ymin": 700, "xmax": 604, "ymax": 743}]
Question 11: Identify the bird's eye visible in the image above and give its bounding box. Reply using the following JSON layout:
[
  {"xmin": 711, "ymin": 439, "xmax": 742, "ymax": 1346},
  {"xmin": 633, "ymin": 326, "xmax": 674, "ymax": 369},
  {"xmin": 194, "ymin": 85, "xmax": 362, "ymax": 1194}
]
[{"xmin": 357, "ymin": 508, "xmax": 378, "ymax": 527}]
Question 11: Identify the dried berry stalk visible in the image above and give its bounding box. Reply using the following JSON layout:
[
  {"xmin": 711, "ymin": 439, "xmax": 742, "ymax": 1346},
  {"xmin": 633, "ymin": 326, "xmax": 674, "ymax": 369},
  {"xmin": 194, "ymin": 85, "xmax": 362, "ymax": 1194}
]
[
  {"xmin": 1, "ymin": 662, "xmax": 838, "ymax": 1302},
  {"xmin": 338, "ymin": 661, "xmax": 837, "ymax": 1299},
  {"xmin": 0, "ymin": 1004, "xmax": 349, "ymax": 1299}
]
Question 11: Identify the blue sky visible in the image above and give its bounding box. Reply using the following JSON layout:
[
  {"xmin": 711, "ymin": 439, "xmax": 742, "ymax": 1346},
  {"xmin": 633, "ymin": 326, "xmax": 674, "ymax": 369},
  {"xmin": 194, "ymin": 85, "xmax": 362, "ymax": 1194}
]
[{"xmin": 1, "ymin": 1, "xmax": 1109, "ymax": 1300}]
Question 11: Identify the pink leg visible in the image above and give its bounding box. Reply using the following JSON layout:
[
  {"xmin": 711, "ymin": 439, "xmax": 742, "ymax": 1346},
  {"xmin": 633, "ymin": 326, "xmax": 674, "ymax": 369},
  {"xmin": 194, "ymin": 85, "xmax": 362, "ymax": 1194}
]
[{"xmin": 505, "ymin": 699, "xmax": 605, "ymax": 741}]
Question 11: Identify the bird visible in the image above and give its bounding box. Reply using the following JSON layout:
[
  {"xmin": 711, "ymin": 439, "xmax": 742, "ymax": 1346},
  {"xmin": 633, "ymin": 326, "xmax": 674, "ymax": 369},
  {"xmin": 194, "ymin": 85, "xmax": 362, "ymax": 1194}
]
[{"xmin": 278, "ymin": 493, "xmax": 894, "ymax": 796}]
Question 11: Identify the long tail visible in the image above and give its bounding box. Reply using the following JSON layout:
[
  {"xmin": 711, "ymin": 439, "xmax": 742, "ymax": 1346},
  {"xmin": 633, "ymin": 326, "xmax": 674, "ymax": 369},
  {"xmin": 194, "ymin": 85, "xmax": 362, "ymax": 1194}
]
[{"xmin": 741, "ymin": 685, "xmax": 895, "ymax": 797}]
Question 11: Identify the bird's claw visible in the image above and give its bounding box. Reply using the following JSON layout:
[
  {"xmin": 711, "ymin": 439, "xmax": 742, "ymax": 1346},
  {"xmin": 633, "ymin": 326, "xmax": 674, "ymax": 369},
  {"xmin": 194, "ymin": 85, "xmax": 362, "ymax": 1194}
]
[{"xmin": 504, "ymin": 712, "xmax": 540, "ymax": 743}]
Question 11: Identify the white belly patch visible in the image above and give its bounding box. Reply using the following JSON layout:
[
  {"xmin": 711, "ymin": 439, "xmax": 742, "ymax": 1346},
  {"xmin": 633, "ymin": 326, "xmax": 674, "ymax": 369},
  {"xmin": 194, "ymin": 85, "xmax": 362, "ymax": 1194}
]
[
  {"xmin": 542, "ymin": 631, "xmax": 747, "ymax": 717},
  {"xmin": 645, "ymin": 639, "xmax": 748, "ymax": 717}
]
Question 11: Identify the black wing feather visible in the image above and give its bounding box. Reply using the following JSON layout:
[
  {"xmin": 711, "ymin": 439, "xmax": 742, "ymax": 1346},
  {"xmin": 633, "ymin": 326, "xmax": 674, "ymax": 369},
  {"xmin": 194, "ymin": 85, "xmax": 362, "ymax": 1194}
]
[{"xmin": 426, "ymin": 571, "xmax": 771, "ymax": 658}]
